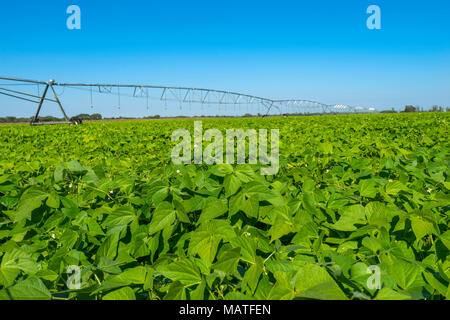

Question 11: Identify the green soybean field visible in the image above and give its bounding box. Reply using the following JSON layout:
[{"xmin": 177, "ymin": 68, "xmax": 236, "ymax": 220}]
[{"xmin": 0, "ymin": 112, "xmax": 448, "ymax": 300}]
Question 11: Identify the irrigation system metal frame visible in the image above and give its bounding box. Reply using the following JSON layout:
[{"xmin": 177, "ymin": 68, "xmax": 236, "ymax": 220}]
[
  {"xmin": 0, "ymin": 77, "xmax": 72, "ymax": 125},
  {"xmin": 0, "ymin": 76, "xmax": 376, "ymax": 125}
]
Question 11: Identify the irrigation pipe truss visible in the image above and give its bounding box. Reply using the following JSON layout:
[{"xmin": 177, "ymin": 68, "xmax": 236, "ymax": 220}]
[{"xmin": 0, "ymin": 76, "xmax": 376, "ymax": 125}]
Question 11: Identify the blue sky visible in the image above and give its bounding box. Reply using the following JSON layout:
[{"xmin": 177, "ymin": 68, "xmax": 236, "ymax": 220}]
[{"xmin": 0, "ymin": 0, "xmax": 449, "ymax": 117}]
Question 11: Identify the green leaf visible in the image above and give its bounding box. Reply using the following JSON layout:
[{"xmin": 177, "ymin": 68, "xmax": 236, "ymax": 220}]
[
  {"xmin": 188, "ymin": 224, "xmax": 221, "ymax": 263},
  {"xmin": 331, "ymin": 205, "xmax": 366, "ymax": 232},
  {"xmin": 96, "ymin": 231, "xmax": 120, "ymax": 261},
  {"xmin": 410, "ymin": 216, "xmax": 436, "ymax": 240},
  {"xmin": 5, "ymin": 278, "xmax": 51, "ymax": 300},
  {"xmin": 224, "ymin": 174, "xmax": 242, "ymax": 198},
  {"xmin": 440, "ymin": 231, "xmax": 450, "ymax": 250},
  {"xmin": 362, "ymin": 237, "xmax": 383, "ymax": 253},
  {"xmin": 234, "ymin": 165, "xmax": 256, "ymax": 183},
  {"xmin": 103, "ymin": 206, "xmax": 135, "ymax": 228},
  {"xmin": 157, "ymin": 258, "xmax": 202, "ymax": 286},
  {"xmin": 374, "ymin": 288, "xmax": 411, "ymax": 300},
  {"xmin": 318, "ymin": 142, "xmax": 333, "ymax": 154},
  {"xmin": 67, "ymin": 160, "xmax": 87, "ymax": 175},
  {"xmin": 0, "ymin": 248, "xmax": 38, "ymax": 286},
  {"xmin": 103, "ymin": 286, "xmax": 136, "ymax": 300},
  {"xmin": 14, "ymin": 189, "xmax": 48, "ymax": 222},
  {"xmin": 230, "ymin": 236, "xmax": 257, "ymax": 264},
  {"xmin": 241, "ymin": 193, "xmax": 259, "ymax": 219},
  {"xmin": 35, "ymin": 269, "xmax": 58, "ymax": 281},
  {"xmin": 388, "ymin": 259, "xmax": 422, "ymax": 290},
  {"xmin": 385, "ymin": 181, "xmax": 407, "ymax": 195},
  {"xmin": 268, "ymin": 271, "xmax": 295, "ymax": 300},
  {"xmin": 359, "ymin": 179, "xmax": 377, "ymax": 198},
  {"xmin": 46, "ymin": 191, "xmax": 60, "ymax": 209},
  {"xmin": 197, "ymin": 198, "xmax": 228, "ymax": 224},
  {"xmin": 294, "ymin": 265, "xmax": 348, "ymax": 300},
  {"xmin": 365, "ymin": 201, "xmax": 393, "ymax": 230},
  {"xmin": 54, "ymin": 166, "xmax": 67, "ymax": 182},
  {"xmin": 164, "ymin": 281, "xmax": 186, "ymax": 300},
  {"xmin": 60, "ymin": 229, "xmax": 79, "ymax": 249},
  {"xmin": 96, "ymin": 267, "xmax": 147, "ymax": 292},
  {"xmin": 173, "ymin": 199, "xmax": 190, "ymax": 223},
  {"xmin": 190, "ymin": 279, "xmax": 206, "ymax": 300},
  {"xmin": 269, "ymin": 210, "xmax": 295, "ymax": 242},
  {"xmin": 229, "ymin": 186, "xmax": 262, "ymax": 219},
  {"xmin": 242, "ymin": 257, "xmax": 264, "ymax": 294},
  {"xmin": 210, "ymin": 164, "xmax": 233, "ymax": 177},
  {"xmin": 148, "ymin": 202, "xmax": 176, "ymax": 235},
  {"xmin": 423, "ymin": 271, "xmax": 448, "ymax": 297},
  {"xmin": 151, "ymin": 186, "xmax": 169, "ymax": 206},
  {"xmin": 213, "ymin": 248, "xmax": 241, "ymax": 274},
  {"xmin": 188, "ymin": 220, "xmax": 235, "ymax": 263}
]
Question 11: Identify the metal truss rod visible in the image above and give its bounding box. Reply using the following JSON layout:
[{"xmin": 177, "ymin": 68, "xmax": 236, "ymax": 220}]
[
  {"xmin": 0, "ymin": 76, "xmax": 377, "ymax": 120},
  {"xmin": 56, "ymin": 83, "xmax": 274, "ymax": 105},
  {"xmin": 0, "ymin": 91, "xmax": 40, "ymax": 104},
  {"xmin": 0, "ymin": 76, "xmax": 47, "ymax": 85},
  {"xmin": 183, "ymin": 89, "xmax": 191, "ymax": 102},
  {"xmin": 50, "ymin": 85, "xmax": 70, "ymax": 121},
  {"xmin": 33, "ymin": 84, "xmax": 50, "ymax": 122},
  {"xmin": 0, "ymin": 87, "xmax": 57, "ymax": 103}
]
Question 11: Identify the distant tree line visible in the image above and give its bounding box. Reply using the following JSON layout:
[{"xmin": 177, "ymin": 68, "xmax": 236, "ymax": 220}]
[
  {"xmin": 0, "ymin": 116, "xmax": 32, "ymax": 123},
  {"xmin": 382, "ymin": 105, "xmax": 450, "ymax": 113},
  {"xmin": 74, "ymin": 113, "xmax": 103, "ymax": 120},
  {"xmin": 0, "ymin": 113, "xmax": 103, "ymax": 123},
  {"xmin": 0, "ymin": 107, "xmax": 448, "ymax": 123}
]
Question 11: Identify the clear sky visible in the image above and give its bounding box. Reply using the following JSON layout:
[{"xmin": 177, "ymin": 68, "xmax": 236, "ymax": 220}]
[{"xmin": 0, "ymin": 0, "xmax": 449, "ymax": 117}]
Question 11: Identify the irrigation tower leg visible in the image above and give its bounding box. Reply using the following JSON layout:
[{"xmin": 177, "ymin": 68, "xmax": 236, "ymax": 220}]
[
  {"xmin": 32, "ymin": 82, "xmax": 70, "ymax": 124},
  {"xmin": 50, "ymin": 85, "xmax": 69, "ymax": 121},
  {"xmin": 33, "ymin": 84, "xmax": 50, "ymax": 122},
  {"xmin": 263, "ymin": 101, "xmax": 274, "ymax": 117}
]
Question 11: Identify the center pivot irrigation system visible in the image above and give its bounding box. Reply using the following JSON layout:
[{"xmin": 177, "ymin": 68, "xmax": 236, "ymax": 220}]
[{"xmin": 0, "ymin": 76, "xmax": 377, "ymax": 125}]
